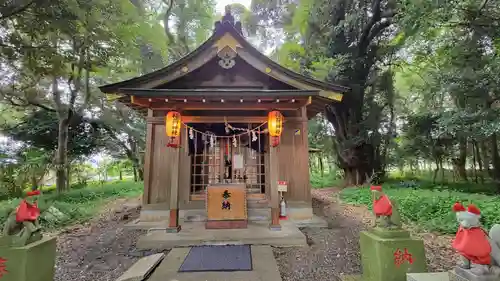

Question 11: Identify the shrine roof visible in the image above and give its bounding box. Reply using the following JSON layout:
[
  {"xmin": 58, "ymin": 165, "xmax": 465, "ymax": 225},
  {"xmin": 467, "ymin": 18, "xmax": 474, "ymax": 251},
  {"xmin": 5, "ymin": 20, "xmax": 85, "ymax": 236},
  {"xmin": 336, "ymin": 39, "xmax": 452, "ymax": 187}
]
[{"xmin": 99, "ymin": 14, "xmax": 349, "ymax": 103}]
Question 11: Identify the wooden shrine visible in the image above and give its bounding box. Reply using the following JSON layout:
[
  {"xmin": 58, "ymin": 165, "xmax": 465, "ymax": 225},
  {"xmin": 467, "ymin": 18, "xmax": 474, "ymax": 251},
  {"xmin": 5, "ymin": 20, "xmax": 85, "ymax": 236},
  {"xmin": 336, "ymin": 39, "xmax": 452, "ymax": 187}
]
[{"xmin": 99, "ymin": 6, "xmax": 349, "ymax": 232}]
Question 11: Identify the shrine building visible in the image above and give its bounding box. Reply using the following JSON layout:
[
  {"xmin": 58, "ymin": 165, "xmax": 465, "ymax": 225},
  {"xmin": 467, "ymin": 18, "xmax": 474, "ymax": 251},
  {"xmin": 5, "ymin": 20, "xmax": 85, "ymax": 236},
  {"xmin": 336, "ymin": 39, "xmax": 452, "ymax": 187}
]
[{"xmin": 99, "ymin": 8, "xmax": 348, "ymax": 232}]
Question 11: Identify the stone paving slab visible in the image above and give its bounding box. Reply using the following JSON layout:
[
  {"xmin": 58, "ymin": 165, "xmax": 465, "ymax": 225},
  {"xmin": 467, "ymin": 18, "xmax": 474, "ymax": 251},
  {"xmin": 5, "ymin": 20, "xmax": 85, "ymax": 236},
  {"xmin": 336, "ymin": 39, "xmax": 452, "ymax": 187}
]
[
  {"xmin": 116, "ymin": 253, "xmax": 165, "ymax": 281},
  {"xmin": 291, "ymin": 214, "xmax": 329, "ymax": 228},
  {"xmin": 137, "ymin": 220, "xmax": 307, "ymax": 250},
  {"xmin": 147, "ymin": 245, "xmax": 282, "ymax": 281},
  {"xmin": 407, "ymin": 272, "xmax": 449, "ymax": 281}
]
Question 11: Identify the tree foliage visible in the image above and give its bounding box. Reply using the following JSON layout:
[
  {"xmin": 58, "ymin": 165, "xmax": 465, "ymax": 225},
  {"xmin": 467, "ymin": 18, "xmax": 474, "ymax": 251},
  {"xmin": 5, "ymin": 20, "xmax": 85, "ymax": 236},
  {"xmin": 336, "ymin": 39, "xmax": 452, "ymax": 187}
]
[{"xmin": 1, "ymin": 0, "xmax": 500, "ymax": 195}]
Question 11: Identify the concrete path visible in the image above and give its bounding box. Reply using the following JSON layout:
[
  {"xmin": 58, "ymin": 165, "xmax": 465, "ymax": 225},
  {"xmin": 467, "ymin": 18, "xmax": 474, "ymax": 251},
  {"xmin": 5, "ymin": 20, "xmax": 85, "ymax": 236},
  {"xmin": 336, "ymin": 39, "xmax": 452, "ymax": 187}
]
[{"xmin": 146, "ymin": 245, "xmax": 282, "ymax": 281}]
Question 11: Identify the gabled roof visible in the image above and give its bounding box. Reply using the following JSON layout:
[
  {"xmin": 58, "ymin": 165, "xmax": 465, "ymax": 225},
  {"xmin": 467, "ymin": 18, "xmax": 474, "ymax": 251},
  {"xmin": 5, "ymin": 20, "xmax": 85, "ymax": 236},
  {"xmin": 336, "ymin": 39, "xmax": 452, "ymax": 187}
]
[{"xmin": 99, "ymin": 16, "xmax": 349, "ymax": 103}]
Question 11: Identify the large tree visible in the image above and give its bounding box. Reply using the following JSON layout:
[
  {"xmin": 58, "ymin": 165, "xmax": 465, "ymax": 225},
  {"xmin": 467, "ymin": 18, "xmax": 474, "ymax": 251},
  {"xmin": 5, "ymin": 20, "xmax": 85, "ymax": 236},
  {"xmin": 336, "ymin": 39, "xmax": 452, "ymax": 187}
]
[{"xmin": 0, "ymin": 0, "xmax": 148, "ymax": 192}]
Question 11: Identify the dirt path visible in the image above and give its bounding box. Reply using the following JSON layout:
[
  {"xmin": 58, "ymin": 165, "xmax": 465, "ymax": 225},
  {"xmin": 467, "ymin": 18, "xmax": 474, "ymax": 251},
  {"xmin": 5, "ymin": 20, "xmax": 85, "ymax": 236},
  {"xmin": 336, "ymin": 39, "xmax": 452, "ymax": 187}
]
[
  {"xmin": 53, "ymin": 198, "xmax": 162, "ymax": 281},
  {"xmin": 274, "ymin": 188, "xmax": 458, "ymax": 281}
]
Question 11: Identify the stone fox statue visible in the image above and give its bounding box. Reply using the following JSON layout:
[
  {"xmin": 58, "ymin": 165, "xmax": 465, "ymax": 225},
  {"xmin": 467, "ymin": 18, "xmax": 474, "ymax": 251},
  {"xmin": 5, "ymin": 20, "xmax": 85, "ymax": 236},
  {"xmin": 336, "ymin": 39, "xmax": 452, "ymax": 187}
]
[
  {"xmin": 370, "ymin": 186, "xmax": 401, "ymax": 229},
  {"xmin": 452, "ymin": 202, "xmax": 500, "ymax": 275},
  {"xmin": 2, "ymin": 190, "xmax": 42, "ymax": 247}
]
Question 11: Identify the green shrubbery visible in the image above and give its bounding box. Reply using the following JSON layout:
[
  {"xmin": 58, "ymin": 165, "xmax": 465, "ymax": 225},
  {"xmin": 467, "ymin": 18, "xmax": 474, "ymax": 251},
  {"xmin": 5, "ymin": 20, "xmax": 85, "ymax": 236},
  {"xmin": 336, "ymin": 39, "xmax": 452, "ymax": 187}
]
[
  {"xmin": 340, "ymin": 182, "xmax": 500, "ymax": 234},
  {"xmin": 0, "ymin": 180, "xmax": 142, "ymax": 230},
  {"xmin": 310, "ymin": 171, "xmax": 343, "ymax": 188}
]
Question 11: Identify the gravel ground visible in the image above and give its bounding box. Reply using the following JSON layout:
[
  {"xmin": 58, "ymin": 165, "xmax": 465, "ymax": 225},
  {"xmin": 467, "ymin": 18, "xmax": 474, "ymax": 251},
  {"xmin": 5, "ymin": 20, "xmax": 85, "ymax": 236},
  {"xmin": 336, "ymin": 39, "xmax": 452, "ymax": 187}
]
[
  {"xmin": 53, "ymin": 198, "xmax": 164, "ymax": 281},
  {"xmin": 274, "ymin": 188, "xmax": 366, "ymax": 281},
  {"xmin": 273, "ymin": 188, "xmax": 458, "ymax": 281}
]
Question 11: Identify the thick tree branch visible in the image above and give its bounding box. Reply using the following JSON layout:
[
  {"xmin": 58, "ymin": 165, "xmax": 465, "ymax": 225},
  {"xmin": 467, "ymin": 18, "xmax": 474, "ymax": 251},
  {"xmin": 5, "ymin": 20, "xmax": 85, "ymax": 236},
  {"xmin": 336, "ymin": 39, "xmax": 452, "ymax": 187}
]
[
  {"xmin": 2, "ymin": 96, "xmax": 55, "ymax": 112},
  {"xmin": 477, "ymin": 0, "xmax": 489, "ymax": 15},
  {"xmin": 358, "ymin": 0, "xmax": 382, "ymax": 52},
  {"xmin": 367, "ymin": 19, "xmax": 394, "ymax": 43},
  {"xmin": 0, "ymin": 0, "xmax": 35, "ymax": 21}
]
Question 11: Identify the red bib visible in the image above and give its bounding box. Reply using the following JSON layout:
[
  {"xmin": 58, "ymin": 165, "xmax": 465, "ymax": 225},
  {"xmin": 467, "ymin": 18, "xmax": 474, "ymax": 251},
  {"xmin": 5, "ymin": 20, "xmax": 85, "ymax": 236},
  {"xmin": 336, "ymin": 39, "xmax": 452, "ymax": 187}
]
[
  {"xmin": 373, "ymin": 195, "xmax": 392, "ymax": 216},
  {"xmin": 452, "ymin": 226, "xmax": 491, "ymax": 265},
  {"xmin": 15, "ymin": 200, "xmax": 40, "ymax": 222}
]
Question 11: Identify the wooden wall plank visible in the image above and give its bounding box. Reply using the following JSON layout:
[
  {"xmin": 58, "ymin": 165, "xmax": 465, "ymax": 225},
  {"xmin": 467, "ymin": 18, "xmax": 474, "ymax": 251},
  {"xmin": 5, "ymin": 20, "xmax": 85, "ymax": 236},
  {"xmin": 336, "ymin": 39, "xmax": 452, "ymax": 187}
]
[
  {"xmin": 149, "ymin": 124, "xmax": 171, "ymax": 206},
  {"xmin": 276, "ymin": 109, "xmax": 311, "ymax": 202}
]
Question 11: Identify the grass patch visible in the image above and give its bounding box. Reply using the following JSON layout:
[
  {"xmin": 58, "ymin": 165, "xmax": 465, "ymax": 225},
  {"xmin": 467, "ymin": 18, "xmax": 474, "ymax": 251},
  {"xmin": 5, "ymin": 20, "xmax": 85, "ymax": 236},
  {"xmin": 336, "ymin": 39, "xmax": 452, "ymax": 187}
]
[
  {"xmin": 0, "ymin": 180, "xmax": 143, "ymax": 230},
  {"xmin": 310, "ymin": 172, "xmax": 343, "ymax": 188},
  {"xmin": 340, "ymin": 182, "xmax": 500, "ymax": 234}
]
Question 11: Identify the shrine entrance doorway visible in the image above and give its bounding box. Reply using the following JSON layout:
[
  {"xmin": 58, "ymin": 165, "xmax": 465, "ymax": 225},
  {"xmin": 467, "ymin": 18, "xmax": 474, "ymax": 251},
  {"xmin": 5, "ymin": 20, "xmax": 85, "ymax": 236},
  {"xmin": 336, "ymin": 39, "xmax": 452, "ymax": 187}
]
[{"xmin": 188, "ymin": 122, "xmax": 268, "ymax": 201}]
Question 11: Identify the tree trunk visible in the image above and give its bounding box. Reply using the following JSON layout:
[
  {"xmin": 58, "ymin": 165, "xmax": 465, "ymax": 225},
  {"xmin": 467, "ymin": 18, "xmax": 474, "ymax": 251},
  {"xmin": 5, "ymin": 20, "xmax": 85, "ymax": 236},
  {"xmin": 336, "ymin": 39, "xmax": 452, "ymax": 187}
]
[
  {"xmin": 473, "ymin": 141, "xmax": 484, "ymax": 183},
  {"xmin": 319, "ymin": 155, "xmax": 324, "ymax": 178},
  {"xmin": 138, "ymin": 167, "xmax": 144, "ymax": 181},
  {"xmin": 133, "ymin": 166, "xmax": 138, "ymax": 182},
  {"xmin": 325, "ymin": 101, "xmax": 381, "ymax": 186},
  {"xmin": 66, "ymin": 161, "xmax": 71, "ymax": 189},
  {"xmin": 480, "ymin": 140, "xmax": 491, "ymax": 178},
  {"xmin": 457, "ymin": 139, "xmax": 468, "ymax": 181},
  {"xmin": 472, "ymin": 142, "xmax": 478, "ymax": 183},
  {"xmin": 490, "ymin": 133, "xmax": 500, "ymax": 192},
  {"xmin": 433, "ymin": 160, "xmax": 439, "ymax": 184},
  {"xmin": 56, "ymin": 118, "xmax": 70, "ymax": 193},
  {"xmin": 31, "ymin": 176, "xmax": 38, "ymax": 190},
  {"xmin": 119, "ymin": 170, "xmax": 123, "ymax": 181}
]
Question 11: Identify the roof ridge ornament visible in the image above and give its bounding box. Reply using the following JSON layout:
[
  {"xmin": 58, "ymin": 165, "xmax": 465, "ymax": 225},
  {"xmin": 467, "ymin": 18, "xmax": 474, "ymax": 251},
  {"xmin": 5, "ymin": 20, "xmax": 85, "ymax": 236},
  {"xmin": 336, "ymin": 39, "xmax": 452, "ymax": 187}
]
[
  {"xmin": 222, "ymin": 5, "xmax": 235, "ymax": 26},
  {"xmin": 214, "ymin": 5, "xmax": 243, "ymax": 35}
]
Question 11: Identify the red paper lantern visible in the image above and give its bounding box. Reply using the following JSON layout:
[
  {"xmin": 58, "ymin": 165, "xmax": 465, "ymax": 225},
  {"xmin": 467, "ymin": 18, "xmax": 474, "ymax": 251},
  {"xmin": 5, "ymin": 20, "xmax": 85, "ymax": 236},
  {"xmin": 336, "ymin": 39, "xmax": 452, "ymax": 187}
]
[
  {"xmin": 165, "ymin": 111, "xmax": 181, "ymax": 148},
  {"xmin": 165, "ymin": 111, "xmax": 181, "ymax": 137},
  {"xmin": 268, "ymin": 110, "xmax": 284, "ymax": 137},
  {"xmin": 270, "ymin": 136, "xmax": 280, "ymax": 147}
]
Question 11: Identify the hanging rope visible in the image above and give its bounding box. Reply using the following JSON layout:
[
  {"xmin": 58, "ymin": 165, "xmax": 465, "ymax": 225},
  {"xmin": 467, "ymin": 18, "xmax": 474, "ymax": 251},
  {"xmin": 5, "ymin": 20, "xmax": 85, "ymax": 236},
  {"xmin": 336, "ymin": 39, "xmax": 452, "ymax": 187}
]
[{"xmin": 181, "ymin": 120, "xmax": 269, "ymax": 138}]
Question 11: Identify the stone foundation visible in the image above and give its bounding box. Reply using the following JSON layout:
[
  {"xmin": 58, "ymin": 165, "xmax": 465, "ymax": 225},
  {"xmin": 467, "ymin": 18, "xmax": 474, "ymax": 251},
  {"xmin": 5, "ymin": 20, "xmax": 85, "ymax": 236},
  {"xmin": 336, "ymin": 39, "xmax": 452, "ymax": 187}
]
[
  {"xmin": 139, "ymin": 209, "xmax": 171, "ymax": 222},
  {"xmin": 128, "ymin": 201, "xmax": 314, "ymax": 229},
  {"xmin": 205, "ymin": 220, "xmax": 248, "ymax": 229},
  {"xmin": 287, "ymin": 206, "xmax": 313, "ymax": 221}
]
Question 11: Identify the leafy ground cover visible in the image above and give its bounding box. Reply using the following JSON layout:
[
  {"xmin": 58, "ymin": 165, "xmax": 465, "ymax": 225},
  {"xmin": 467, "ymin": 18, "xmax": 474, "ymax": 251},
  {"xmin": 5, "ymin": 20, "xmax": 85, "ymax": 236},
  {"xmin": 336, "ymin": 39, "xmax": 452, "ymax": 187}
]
[
  {"xmin": 339, "ymin": 180, "xmax": 500, "ymax": 234},
  {"xmin": 310, "ymin": 172, "xmax": 343, "ymax": 189},
  {"xmin": 0, "ymin": 180, "xmax": 142, "ymax": 230}
]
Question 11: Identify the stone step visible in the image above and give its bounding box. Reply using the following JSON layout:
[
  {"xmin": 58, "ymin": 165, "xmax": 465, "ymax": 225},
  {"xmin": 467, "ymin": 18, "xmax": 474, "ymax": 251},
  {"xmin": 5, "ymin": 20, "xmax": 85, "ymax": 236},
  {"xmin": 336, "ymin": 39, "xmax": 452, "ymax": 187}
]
[
  {"xmin": 406, "ymin": 272, "xmax": 449, "ymax": 281},
  {"xmin": 247, "ymin": 199, "xmax": 269, "ymax": 209}
]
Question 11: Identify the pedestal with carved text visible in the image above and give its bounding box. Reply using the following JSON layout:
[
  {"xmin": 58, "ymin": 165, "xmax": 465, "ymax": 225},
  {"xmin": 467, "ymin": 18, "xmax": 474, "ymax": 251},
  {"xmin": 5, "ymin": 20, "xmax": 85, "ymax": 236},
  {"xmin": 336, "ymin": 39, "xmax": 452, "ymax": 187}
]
[
  {"xmin": 0, "ymin": 236, "xmax": 56, "ymax": 281},
  {"xmin": 359, "ymin": 228, "xmax": 427, "ymax": 281}
]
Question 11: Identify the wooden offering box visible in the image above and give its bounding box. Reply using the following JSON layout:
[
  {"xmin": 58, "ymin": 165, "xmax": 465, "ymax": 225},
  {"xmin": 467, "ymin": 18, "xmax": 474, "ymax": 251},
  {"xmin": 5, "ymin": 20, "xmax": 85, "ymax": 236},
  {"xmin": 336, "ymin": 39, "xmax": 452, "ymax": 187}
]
[{"xmin": 206, "ymin": 184, "xmax": 248, "ymax": 229}]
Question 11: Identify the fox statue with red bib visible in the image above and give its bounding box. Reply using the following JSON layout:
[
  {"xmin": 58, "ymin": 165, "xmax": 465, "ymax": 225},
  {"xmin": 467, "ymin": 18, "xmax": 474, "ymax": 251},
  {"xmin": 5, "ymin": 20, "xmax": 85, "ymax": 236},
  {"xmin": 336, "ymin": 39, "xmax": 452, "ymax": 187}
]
[
  {"xmin": 2, "ymin": 190, "xmax": 42, "ymax": 247},
  {"xmin": 452, "ymin": 202, "xmax": 500, "ymax": 276},
  {"xmin": 370, "ymin": 186, "xmax": 402, "ymax": 229}
]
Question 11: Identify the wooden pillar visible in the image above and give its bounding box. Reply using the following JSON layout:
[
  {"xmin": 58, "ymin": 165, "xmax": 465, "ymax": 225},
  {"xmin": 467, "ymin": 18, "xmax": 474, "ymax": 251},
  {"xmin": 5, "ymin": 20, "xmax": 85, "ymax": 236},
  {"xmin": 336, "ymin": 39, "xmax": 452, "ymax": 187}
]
[
  {"xmin": 300, "ymin": 106, "xmax": 312, "ymax": 202},
  {"xmin": 142, "ymin": 109, "xmax": 154, "ymax": 205},
  {"xmin": 269, "ymin": 144, "xmax": 281, "ymax": 230},
  {"xmin": 167, "ymin": 145, "xmax": 181, "ymax": 232}
]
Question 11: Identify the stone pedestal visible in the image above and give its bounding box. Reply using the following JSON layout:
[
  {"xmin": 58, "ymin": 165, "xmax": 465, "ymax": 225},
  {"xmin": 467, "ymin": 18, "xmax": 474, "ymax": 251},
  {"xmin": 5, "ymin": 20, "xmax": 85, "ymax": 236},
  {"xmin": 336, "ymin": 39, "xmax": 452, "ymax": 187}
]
[
  {"xmin": 360, "ymin": 228, "xmax": 427, "ymax": 281},
  {"xmin": 449, "ymin": 266, "xmax": 500, "ymax": 281},
  {"xmin": 0, "ymin": 236, "xmax": 57, "ymax": 281}
]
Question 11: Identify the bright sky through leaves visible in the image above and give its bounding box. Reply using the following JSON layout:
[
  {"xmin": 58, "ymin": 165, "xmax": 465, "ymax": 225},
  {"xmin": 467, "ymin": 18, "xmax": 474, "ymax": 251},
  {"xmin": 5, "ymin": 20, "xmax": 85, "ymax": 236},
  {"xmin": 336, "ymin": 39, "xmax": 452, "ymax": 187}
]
[{"xmin": 216, "ymin": 0, "xmax": 250, "ymax": 13}]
